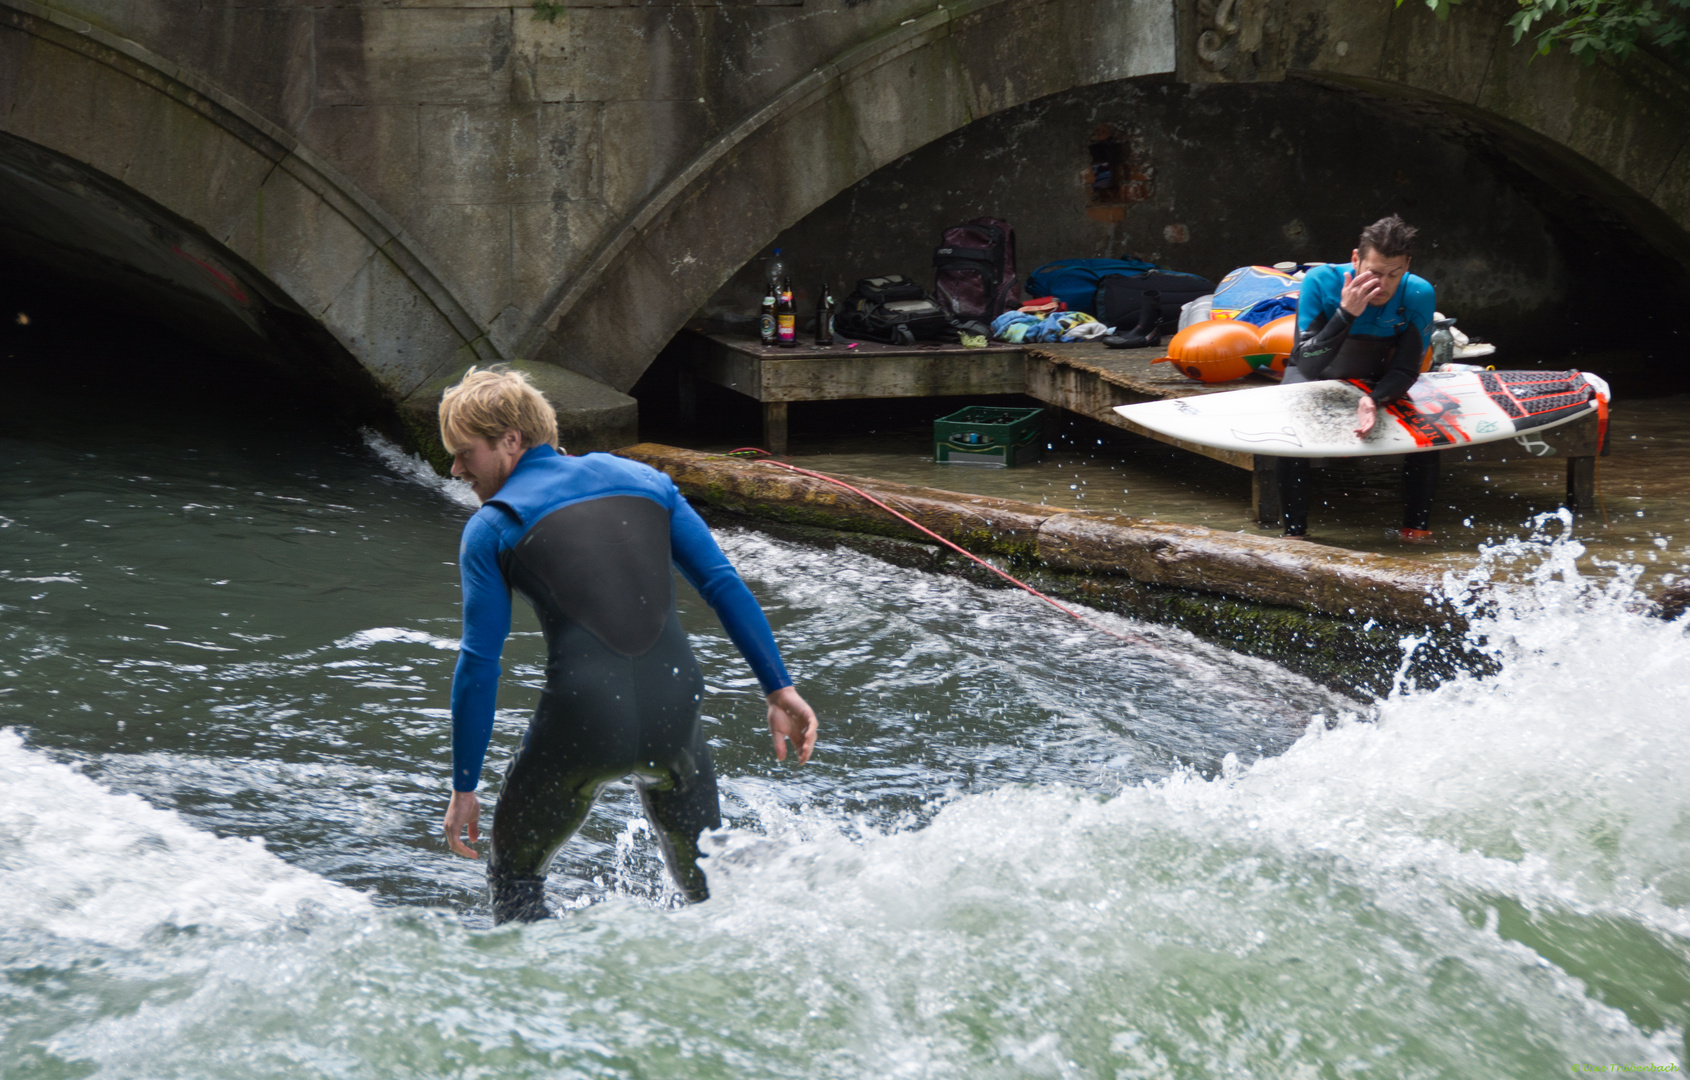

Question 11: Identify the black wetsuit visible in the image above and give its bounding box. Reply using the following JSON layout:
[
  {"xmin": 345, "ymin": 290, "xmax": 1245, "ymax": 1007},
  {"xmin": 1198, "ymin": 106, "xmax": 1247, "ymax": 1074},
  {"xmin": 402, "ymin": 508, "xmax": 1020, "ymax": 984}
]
[
  {"xmin": 1278, "ymin": 264, "xmax": 1439, "ymax": 536},
  {"xmin": 450, "ymin": 446, "xmax": 791, "ymax": 922}
]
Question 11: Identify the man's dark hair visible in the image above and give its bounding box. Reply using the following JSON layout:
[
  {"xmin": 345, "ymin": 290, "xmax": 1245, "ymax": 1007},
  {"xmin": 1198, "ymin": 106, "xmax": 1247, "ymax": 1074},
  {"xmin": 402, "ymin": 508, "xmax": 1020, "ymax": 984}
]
[{"xmin": 1357, "ymin": 215, "xmax": 1417, "ymax": 259}]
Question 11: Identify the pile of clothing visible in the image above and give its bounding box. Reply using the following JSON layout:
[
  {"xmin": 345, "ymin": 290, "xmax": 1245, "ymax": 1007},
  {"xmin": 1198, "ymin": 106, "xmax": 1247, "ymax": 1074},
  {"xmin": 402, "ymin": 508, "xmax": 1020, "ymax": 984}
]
[{"xmin": 989, "ymin": 310, "xmax": 1112, "ymax": 343}]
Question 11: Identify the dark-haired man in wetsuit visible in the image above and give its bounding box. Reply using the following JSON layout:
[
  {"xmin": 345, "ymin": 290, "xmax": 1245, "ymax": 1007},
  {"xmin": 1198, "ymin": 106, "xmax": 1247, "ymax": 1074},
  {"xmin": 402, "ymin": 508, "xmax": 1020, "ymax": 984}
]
[
  {"xmin": 1278, "ymin": 214, "xmax": 1440, "ymax": 541},
  {"xmin": 437, "ymin": 367, "xmax": 818, "ymax": 923}
]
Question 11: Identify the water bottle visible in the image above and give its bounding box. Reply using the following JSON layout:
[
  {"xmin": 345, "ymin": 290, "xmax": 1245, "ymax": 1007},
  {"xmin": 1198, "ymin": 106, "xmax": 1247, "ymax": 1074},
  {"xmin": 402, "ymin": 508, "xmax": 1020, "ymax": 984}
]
[
  {"xmin": 765, "ymin": 249, "xmax": 787, "ymax": 294},
  {"xmin": 1429, "ymin": 316, "xmax": 1457, "ymax": 369}
]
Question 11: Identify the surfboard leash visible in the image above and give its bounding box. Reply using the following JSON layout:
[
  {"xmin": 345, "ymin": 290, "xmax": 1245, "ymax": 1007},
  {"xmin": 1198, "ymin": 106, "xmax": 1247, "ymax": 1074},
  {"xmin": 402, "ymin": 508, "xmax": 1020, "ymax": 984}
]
[{"xmin": 720, "ymin": 448, "xmax": 1147, "ymax": 645}]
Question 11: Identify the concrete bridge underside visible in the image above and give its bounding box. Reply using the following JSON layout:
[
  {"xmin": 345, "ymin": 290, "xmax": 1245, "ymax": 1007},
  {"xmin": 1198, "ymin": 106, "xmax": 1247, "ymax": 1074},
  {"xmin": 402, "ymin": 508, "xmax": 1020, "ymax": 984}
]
[{"xmin": 1, "ymin": 0, "xmax": 1686, "ymax": 450}]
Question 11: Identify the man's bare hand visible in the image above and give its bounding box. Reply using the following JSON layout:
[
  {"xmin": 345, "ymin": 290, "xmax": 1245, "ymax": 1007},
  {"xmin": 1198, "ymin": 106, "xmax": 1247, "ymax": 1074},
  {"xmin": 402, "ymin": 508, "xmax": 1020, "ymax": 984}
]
[
  {"xmin": 1340, "ymin": 269, "xmax": 1386, "ymax": 316},
  {"xmin": 443, "ymin": 789, "xmax": 481, "ymax": 858},
  {"xmin": 766, "ymin": 686, "xmax": 818, "ymax": 765},
  {"xmin": 1354, "ymin": 395, "xmax": 1378, "ymax": 438}
]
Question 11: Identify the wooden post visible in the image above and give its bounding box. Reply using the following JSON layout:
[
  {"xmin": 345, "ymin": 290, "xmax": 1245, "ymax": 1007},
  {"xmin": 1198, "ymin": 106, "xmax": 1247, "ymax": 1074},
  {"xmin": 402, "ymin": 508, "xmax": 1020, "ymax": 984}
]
[
  {"xmin": 1252, "ymin": 454, "xmax": 1283, "ymax": 526},
  {"xmin": 1566, "ymin": 455, "xmax": 1595, "ymax": 513},
  {"xmin": 762, "ymin": 401, "xmax": 789, "ymax": 456}
]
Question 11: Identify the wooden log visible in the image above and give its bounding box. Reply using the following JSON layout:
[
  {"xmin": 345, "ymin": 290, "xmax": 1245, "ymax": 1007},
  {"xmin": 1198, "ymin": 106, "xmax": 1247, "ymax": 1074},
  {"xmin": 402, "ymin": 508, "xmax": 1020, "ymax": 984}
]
[
  {"xmin": 615, "ymin": 444, "xmax": 1059, "ymax": 559},
  {"xmin": 615, "ymin": 443, "xmax": 1463, "ymax": 629},
  {"xmin": 1037, "ymin": 513, "xmax": 1453, "ymax": 627}
]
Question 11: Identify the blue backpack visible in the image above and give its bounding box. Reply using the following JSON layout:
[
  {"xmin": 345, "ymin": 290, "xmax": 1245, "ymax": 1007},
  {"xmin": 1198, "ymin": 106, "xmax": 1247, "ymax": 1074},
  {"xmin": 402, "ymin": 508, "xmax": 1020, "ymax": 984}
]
[{"xmin": 1025, "ymin": 258, "xmax": 1156, "ymax": 314}]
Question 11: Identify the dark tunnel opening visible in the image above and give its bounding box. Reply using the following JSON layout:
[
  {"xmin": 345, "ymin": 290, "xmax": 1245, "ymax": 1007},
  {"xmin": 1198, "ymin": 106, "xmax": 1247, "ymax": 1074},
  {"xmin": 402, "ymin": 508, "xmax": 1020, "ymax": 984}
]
[{"xmin": 0, "ymin": 131, "xmax": 392, "ymax": 445}]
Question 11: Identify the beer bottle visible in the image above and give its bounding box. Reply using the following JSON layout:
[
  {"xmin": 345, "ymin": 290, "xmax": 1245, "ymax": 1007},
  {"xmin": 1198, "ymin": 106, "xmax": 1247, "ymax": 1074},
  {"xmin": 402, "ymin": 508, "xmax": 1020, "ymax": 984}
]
[
  {"xmin": 777, "ymin": 277, "xmax": 797, "ymax": 347},
  {"xmin": 760, "ymin": 284, "xmax": 778, "ymax": 346},
  {"xmin": 814, "ymin": 284, "xmax": 834, "ymax": 346}
]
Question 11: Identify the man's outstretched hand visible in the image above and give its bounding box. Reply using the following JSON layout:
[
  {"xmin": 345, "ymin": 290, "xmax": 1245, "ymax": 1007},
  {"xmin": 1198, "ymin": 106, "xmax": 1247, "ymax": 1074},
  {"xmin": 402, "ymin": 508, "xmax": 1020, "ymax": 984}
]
[
  {"xmin": 766, "ymin": 686, "xmax": 818, "ymax": 765},
  {"xmin": 443, "ymin": 789, "xmax": 481, "ymax": 858},
  {"xmin": 1354, "ymin": 395, "xmax": 1379, "ymax": 438}
]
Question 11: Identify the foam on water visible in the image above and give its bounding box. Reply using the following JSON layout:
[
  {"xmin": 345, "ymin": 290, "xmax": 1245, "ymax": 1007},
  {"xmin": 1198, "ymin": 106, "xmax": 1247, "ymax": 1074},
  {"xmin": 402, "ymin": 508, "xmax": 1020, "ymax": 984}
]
[
  {"xmin": 7, "ymin": 454, "xmax": 1685, "ymax": 1077},
  {"xmin": 0, "ymin": 728, "xmax": 367, "ymax": 949},
  {"xmin": 362, "ymin": 428, "xmax": 480, "ymax": 510}
]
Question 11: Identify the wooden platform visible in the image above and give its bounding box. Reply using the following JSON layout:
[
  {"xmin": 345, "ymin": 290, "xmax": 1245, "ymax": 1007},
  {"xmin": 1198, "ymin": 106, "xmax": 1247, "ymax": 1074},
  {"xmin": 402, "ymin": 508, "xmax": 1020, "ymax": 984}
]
[{"xmin": 683, "ymin": 330, "xmax": 1602, "ymax": 524}]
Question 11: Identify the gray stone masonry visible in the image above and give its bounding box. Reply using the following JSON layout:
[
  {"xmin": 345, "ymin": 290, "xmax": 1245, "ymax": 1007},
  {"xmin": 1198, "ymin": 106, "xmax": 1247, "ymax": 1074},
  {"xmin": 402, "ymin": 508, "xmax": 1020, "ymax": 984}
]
[{"xmin": 0, "ymin": 0, "xmax": 1684, "ymax": 448}]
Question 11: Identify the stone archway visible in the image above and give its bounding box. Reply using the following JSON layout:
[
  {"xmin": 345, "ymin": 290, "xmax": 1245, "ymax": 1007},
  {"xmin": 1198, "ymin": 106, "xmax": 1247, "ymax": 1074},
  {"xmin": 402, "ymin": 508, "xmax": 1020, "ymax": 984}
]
[
  {"xmin": 0, "ymin": 4, "xmax": 498, "ymax": 403},
  {"xmin": 525, "ymin": 0, "xmax": 1180, "ymax": 393}
]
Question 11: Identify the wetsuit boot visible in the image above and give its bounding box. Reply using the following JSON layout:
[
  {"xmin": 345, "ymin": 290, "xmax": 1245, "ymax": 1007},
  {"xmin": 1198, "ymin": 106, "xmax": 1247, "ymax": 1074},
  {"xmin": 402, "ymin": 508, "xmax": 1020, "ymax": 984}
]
[{"xmin": 490, "ymin": 874, "xmax": 551, "ymax": 924}]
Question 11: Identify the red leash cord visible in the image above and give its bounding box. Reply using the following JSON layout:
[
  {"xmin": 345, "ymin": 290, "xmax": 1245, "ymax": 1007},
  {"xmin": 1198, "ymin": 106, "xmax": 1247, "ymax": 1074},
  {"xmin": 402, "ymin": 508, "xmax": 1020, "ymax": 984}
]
[{"xmin": 724, "ymin": 449, "xmax": 1141, "ymax": 643}]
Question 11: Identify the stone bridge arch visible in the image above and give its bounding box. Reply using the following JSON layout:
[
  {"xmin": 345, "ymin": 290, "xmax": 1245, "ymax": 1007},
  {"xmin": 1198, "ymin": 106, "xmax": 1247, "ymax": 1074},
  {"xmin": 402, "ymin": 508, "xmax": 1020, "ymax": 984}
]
[
  {"xmin": 1185, "ymin": 0, "xmax": 1690, "ymax": 263},
  {"xmin": 0, "ymin": 3, "xmax": 506, "ymax": 423},
  {"xmin": 2, "ymin": 0, "xmax": 1684, "ymax": 444}
]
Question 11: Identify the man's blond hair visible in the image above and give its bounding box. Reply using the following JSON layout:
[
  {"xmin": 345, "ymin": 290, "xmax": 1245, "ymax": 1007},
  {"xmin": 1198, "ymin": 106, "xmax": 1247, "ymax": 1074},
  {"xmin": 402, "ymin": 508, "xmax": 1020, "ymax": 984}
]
[{"xmin": 439, "ymin": 366, "xmax": 560, "ymax": 452}]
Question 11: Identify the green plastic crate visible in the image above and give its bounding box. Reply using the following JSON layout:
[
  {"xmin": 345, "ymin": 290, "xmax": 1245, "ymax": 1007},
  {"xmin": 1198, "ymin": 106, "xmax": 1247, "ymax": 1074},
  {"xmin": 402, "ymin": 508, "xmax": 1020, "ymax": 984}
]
[{"xmin": 933, "ymin": 405, "xmax": 1046, "ymax": 467}]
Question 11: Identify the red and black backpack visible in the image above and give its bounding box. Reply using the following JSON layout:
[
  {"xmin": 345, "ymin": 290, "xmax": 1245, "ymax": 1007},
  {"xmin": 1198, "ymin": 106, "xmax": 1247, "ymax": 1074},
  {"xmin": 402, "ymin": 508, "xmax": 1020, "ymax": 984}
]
[{"xmin": 933, "ymin": 217, "xmax": 1019, "ymax": 323}]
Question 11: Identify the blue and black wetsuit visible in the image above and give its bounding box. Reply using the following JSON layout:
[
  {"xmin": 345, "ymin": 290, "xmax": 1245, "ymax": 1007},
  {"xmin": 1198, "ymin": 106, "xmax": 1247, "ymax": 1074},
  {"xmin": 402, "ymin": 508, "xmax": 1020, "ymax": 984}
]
[
  {"xmin": 451, "ymin": 446, "xmax": 791, "ymax": 922},
  {"xmin": 1278, "ymin": 263, "xmax": 1439, "ymax": 536}
]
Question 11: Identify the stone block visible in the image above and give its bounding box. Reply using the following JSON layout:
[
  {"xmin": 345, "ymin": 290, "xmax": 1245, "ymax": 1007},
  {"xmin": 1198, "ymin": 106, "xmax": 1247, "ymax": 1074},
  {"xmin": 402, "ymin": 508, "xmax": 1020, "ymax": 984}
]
[
  {"xmin": 953, "ymin": 0, "xmax": 1174, "ymax": 118},
  {"xmin": 399, "ymin": 357, "xmax": 638, "ymax": 463},
  {"xmin": 1478, "ymin": 44, "xmax": 1690, "ymax": 212},
  {"xmin": 726, "ymin": 88, "xmax": 870, "ymax": 236},
  {"xmin": 541, "ymin": 234, "xmax": 687, "ymax": 392},
  {"xmin": 1376, "ymin": 0, "xmax": 1507, "ymax": 105},
  {"xmin": 839, "ymin": 26, "xmax": 972, "ymax": 170},
  {"xmin": 313, "ymin": 7, "xmax": 513, "ymax": 107},
  {"xmin": 1279, "ymin": 0, "xmax": 1391, "ymax": 78},
  {"xmin": 321, "ymin": 246, "xmax": 474, "ymax": 398},
  {"xmin": 415, "ymin": 102, "xmax": 599, "ymax": 204},
  {"xmin": 398, "ymin": 202, "xmax": 512, "ymax": 329},
  {"xmin": 510, "ymin": 196, "xmax": 615, "ymax": 317},
  {"xmin": 119, "ymin": 95, "xmax": 280, "ymax": 247},
  {"xmin": 2, "ymin": 32, "xmax": 156, "ymax": 183},
  {"xmin": 297, "ymin": 105, "xmax": 424, "ymax": 223},
  {"xmin": 219, "ymin": 158, "xmax": 381, "ymax": 320},
  {"xmin": 111, "ymin": 2, "xmax": 316, "ymax": 129},
  {"xmin": 599, "ymin": 99, "xmax": 713, "ymax": 218},
  {"xmin": 636, "ymin": 143, "xmax": 782, "ymax": 314},
  {"xmin": 516, "ymin": 7, "xmax": 707, "ymax": 104}
]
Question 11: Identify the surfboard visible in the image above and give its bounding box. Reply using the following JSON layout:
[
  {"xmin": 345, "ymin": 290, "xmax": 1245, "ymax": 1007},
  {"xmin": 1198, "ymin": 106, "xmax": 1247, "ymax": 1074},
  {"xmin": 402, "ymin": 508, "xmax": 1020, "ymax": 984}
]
[{"xmin": 1113, "ymin": 369, "xmax": 1610, "ymax": 458}]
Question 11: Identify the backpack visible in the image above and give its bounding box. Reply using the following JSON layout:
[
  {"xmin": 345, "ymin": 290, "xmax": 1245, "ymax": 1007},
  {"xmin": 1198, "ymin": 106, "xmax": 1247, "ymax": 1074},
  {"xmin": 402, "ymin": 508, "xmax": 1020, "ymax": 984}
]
[
  {"xmin": 1093, "ymin": 270, "xmax": 1217, "ymax": 334},
  {"xmin": 833, "ymin": 274, "xmax": 956, "ymax": 345},
  {"xmin": 1024, "ymin": 257, "xmax": 1156, "ymax": 314},
  {"xmin": 933, "ymin": 218, "xmax": 1019, "ymax": 321}
]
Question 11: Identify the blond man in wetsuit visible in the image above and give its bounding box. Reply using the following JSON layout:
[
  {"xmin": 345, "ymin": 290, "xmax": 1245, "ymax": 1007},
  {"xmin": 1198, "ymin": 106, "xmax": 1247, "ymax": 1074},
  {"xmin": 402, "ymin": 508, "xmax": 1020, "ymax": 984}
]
[{"xmin": 438, "ymin": 367, "xmax": 818, "ymax": 922}]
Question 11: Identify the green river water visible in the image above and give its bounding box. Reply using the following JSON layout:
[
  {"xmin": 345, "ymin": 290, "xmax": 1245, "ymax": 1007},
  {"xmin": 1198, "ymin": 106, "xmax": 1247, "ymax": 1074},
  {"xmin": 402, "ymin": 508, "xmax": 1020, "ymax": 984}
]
[{"xmin": 1, "ymin": 350, "xmax": 1687, "ymax": 1078}]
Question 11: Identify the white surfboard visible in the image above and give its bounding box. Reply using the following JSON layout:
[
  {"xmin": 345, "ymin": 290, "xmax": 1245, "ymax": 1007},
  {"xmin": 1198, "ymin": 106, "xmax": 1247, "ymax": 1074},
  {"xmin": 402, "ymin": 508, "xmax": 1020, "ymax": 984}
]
[{"xmin": 1113, "ymin": 369, "xmax": 1610, "ymax": 458}]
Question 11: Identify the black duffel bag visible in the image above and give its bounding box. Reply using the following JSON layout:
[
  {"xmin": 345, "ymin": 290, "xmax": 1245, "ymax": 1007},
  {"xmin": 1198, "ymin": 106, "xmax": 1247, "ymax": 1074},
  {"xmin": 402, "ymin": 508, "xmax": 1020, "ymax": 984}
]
[{"xmin": 1094, "ymin": 270, "xmax": 1215, "ymax": 334}]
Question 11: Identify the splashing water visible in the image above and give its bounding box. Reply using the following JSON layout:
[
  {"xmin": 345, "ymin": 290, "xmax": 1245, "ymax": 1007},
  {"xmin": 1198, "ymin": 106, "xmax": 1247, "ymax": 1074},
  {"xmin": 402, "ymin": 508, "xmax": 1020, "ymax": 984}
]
[{"xmin": 0, "ymin": 436, "xmax": 1684, "ymax": 1078}]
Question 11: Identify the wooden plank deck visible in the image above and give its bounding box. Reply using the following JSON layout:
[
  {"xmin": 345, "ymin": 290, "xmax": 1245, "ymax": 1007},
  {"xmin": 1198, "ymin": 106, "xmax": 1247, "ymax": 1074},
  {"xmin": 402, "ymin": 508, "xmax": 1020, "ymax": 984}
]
[{"xmin": 684, "ymin": 329, "xmax": 1603, "ymax": 523}]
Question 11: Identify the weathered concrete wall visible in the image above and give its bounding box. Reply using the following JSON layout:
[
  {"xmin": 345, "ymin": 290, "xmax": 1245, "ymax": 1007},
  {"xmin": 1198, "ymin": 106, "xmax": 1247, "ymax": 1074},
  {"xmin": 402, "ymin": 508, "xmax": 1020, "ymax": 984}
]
[{"xmin": 0, "ymin": 0, "xmax": 1684, "ymax": 437}]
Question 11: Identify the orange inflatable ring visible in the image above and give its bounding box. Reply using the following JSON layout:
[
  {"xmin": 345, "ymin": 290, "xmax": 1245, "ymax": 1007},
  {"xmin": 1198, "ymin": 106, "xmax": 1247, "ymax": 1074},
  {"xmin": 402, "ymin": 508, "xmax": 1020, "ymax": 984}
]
[
  {"xmin": 1154, "ymin": 319, "xmax": 1262, "ymax": 383},
  {"xmin": 1255, "ymin": 315, "xmax": 1296, "ymax": 375}
]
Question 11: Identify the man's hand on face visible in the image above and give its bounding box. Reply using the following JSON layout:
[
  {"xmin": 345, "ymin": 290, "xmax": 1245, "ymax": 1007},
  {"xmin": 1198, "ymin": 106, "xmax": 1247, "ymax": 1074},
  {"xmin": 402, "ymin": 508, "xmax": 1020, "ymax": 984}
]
[{"xmin": 1340, "ymin": 269, "xmax": 1388, "ymax": 316}]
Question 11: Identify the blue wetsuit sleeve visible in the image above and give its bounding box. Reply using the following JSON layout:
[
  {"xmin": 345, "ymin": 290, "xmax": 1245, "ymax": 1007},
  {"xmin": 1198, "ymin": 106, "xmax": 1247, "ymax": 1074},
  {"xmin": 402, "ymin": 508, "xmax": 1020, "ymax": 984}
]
[
  {"xmin": 450, "ymin": 514, "xmax": 511, "ymax": 792},
  {"xmin": 667, "ymin": 490, "xmax": 793, "ymax": 695}
]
